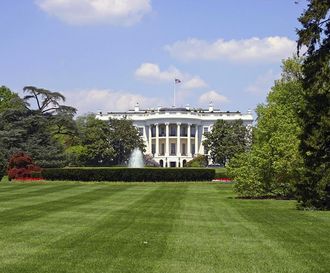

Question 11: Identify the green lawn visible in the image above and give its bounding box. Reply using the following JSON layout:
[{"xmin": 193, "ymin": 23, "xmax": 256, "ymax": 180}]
[{"xmin": 0, "ymin": 181, "xmax": 329, "ymax": 273}]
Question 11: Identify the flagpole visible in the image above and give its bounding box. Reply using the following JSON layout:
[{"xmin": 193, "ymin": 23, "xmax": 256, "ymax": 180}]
[{"xmin": 173, "ymin": 80, "xmax": 176, "ymax": 107}]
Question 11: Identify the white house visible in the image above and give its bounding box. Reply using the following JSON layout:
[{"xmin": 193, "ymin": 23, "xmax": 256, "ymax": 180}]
[{"xmin": 96, "ymin": 103, "xmax": 253, "ymax": 167}]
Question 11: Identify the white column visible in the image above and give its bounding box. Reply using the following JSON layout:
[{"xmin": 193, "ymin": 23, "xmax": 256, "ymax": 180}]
[
  {"xmin": 195, "ymin": 125, "xmax": 198, "ymax": 155},
  {"xmin": 148, "ymin": 125, "xmax": 152, "ymax": 154},
  {"xmin": 143, "ymin": 125, "xmax": 147, "ymax": 151},
  {"xmin": 177, "ymin": 123, "xmax": 181, "ymax": 156},
  {"xmin": 165, "ymin": 122, "xmax": 169, "ymax": 156},
  {"xmin": 187, "ymin": 123, "xmax": 191, "ymax": 156},
  {"xmin": 155, "ymin": 123, "xmax": 159, "ymax": 156}
]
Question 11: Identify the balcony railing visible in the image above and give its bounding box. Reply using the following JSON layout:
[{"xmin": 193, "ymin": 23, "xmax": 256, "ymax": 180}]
[{"xmin": 151, "ymin": 133, "xmax": 196, "ymax": 137}]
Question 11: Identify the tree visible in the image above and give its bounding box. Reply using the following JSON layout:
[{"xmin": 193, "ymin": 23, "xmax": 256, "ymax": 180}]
[
  {"xmin": 23, "ymin": 86, "xmax": 76, "ymax": 114},
  {"xmin": 23, "ymin": 86, "xmax": 78, "ymax": 147},
  {"xmin": 296, "ymin": 0, "xmax": 330, "ymax": 209},
  {"xmin": 69, "ymin": 115, "xmax": 145, "ymax": 166},
  {"xmin": 0, "ymin": 86, "xmax": 22, "ymax": 179},
  {"xmin": 203, "ymin": 119, "xmax": 248, "ymax": 166},
  {"xmin": 0, "ymin": 148, "xmax": 6, "ymax": 181},
  {"xmin": 228, "ymin": 57, "xmax": 305, "ymax": 198},
  {"xmin": 0, "ymin": 86, "xmax": 24, "ymax": 113},
  {"xmin": 0, "ymin": 108, "xmax": 66, "ymax": 168},
  {"xmin": 74, "ymin": 114, "xmax": 115, "ymax": 166},
  {"xmin": 0, "ymin": 86, "xmax": 76, "ymax": 168},
  {"xmin": 186, "ymin": 154, "xmax": 208, "ymax": 167},
  {"xmin": 108, "ymin": 118, "xmax": 145, "ymax": 165}
]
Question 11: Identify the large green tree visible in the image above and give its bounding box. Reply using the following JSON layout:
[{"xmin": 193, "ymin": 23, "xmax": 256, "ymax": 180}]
[
  {"xmin": 203, "ymin": 119, "xmax": 248, "ymax": 166},
  {"xmin": 0, "ymin": 108, "xmax": 66, "ymax": 167},
  {"xmin": 74, "ymin": 114, "xmax": 115, "ymax": 166},
  {"xmin": 108, "ymin": 118, "xmax": 145, "ymax": 165},
  {"xmin": 296, "ymin": 0, "xmax": 330, "ymax": 209},
  {"xmin": 68, "ymin": 115, "xmax": 144, "ymax": 166},
  {"xmin": 228, "ymin": 57, "xmax": 305, "ymax": 198},
  {"xmin": 0, "ymin": 86, "xmax": 25, "ymax": 177},
  {"xmin": 0, "ymin": 86, "xmax": 76, "ymax": 168}
]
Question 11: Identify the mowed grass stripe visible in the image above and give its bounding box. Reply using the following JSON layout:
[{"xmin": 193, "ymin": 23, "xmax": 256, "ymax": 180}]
[
  {"xmin": 0, "ymin": 182, "xmax": 46, "ymax": 193},
  {"xmin": 0, "ymin": 184, "xmax": 134, "ymax": 226},
  {"xmin": 235, "ymin": 200, "xmax": 330, "ymax": 272},
  {"xmin": 0, "ymin": 183, "xmax": 80, "ymax": 203},
  {"xmin": 154, "ymin": 184, "xmax": 330, "ymax": 273},
  {"xmin": 2, "ymin": 184, "xmax": 188, "ymax": 273},
  {"xmin": 0, "ymin": 183, "xmax": 142, "ymax": 273}
]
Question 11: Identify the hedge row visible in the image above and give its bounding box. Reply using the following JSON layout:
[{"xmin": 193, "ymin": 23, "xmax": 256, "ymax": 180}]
[
  {"xmin": 42, "ymin": 167, "xmax": 215, "ymax": 182},
  {"xmin": 214, "ymin": 168, "xmax": 231, "ymax": 179}
]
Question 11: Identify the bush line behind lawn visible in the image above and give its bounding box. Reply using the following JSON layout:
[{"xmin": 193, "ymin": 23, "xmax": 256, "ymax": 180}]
[
  {"xmin": 41, "ymin": 167, "xmax": 215, "ymax": 182},
  {"xmin": 214, "ymin": 167, "xmax": 231, "ymax": 179}
]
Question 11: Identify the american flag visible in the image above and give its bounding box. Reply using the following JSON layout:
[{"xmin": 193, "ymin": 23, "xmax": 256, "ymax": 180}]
[{"xmin": 175, "ymin": 78, "xmax": 181, "ymax": 84}]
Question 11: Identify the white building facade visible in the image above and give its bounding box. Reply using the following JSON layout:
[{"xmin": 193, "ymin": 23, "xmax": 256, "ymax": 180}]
[{"xmin": 96, "ymin": 104, "xmax": 253, "ymax": 167}]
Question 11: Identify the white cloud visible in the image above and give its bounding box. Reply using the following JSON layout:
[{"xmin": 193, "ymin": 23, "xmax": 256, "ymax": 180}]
[
  {"xmin": 165, "ymin": 36, "xmax": 296, "ymax": 63},
  {"xmin": 35, "ymin": 0, "xmax": 151, "ymax": 26},
  {"xmin": 246, "ymin": 70, "xmax": 279, "ymax": 95},
  {"xmin": 134, "ymin": 62, "xmax": 207, "ymax": 89},
  {"xmin": 65, "ymin": 89, "xmax": 163, "ymax": 114},
  {"xmin": 198, "ymin": 90, "xmax": 229, "ymax": 105},
  {"xmin": 135, "ymin": 63, "xmax": 182, "ymax": 82},
  {"xmin": 182, "ymin": 77, "xmax": 207, "ymax": 90}
]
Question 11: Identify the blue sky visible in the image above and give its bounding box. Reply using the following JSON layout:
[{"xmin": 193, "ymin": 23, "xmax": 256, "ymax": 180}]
[{"xmin": 0, "ymin": 0, "xmax": 307, "ymax": 115}]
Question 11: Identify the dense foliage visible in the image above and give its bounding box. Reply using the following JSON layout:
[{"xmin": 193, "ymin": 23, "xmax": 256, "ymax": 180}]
[
  {"xmin": 7, "ymin": 152, "xmax": 41, "ymax": 180},
  {"xmin": 67, "ymin": 115, "xmax": 145, "ymax": 166},
  {"xmin": 42, "ymin": 167, "xmax": 215, "ymax": 182},
  {"xmin": 203, "ymin": 120, "xmax": 248, "ymax": 165},
  {"xmin": 296, "ymin": 0, "xmax": 330, "ymax": 209},
  {"xmin": 0, "ymin": 86, "xmax": 22, "ymax": 113},
  {"xmin": 0, "ymin": 101, "xmax": 67, "ymax": 168},
  {"xmin": 228, "ymin": 57, "xmax": 304, "ymax": 198},
  {"xmin": 0, "ymin": 151, "xmax": 5, "ymax": 181},
  {"xmin": 214, "ymin": 168, "xmax": 231, "ymax": 179},
  {"xmin": 186, "ymin": 154, "xmax": 208, "ymax": 167}
]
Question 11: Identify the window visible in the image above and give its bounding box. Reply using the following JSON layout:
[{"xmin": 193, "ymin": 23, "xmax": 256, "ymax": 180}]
[
  {"xmin": 170, "ymin": 126, "xmax": 177, "ymax": 136},
  {"xmin": 138, "ymin": 127, "xmax": 144, "ymax": 136},
  {"xmin": 192, "ymin": 144, "xmax": 195, "ymax": 155},
  {"xmin": 181, "ymin": 126, "xmax": 187, "ymax": 136},
  {"xmin": 203, "ymin": 127, "xmax": 209, "ymax": 133},
  {"xmin": 160, "ymin": 143, "xmax": 165, "ymax": 155},
  {"xmin": 160, "ymin": 126, "xmax": 166, "ymax": 137},
  {"xmin": 170, "ymin": 143, "xmax": 176, "ymax": 155},
  {"xmin": 182, "ymin": 143, "xmax": 186, "ymax": 155},
  {"xmin": 191, "ymin": 126, "xmax": 196, "ymax": 137},
  {"xmin": 152, "ymin": 144, "xmax": 156, "ymax": 154}
]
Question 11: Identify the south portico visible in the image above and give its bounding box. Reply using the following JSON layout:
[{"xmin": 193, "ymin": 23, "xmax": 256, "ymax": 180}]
[{"xmin": 146, "ymin": 121, "xmax": 202, "ymax": 167}]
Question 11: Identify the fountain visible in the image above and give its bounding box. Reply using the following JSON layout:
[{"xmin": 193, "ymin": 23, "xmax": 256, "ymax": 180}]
[{"xmin": 128, "ymin": 148, "xmax": 144, "ymax": 168}]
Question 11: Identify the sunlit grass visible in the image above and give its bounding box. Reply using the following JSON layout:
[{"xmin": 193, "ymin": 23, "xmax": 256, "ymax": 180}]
[{"xmin": 0, "ymin": 181, "xmax": 329, "ymax": 273}]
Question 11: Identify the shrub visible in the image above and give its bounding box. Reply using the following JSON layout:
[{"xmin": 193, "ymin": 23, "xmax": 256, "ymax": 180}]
[
  {"xmin": 7, "ymin": 152, "xmax": 42, "ymax": 180},
  {"xmin": 0, "ymin": 165, "xmax": 4, "ymax": 182},
  {"xmin": 186, "ymin": 155, "xmax": 208, "ymax": 167},
  {"xmin": 42, "ymin": 167, "xmax": 215, "ymax": 182},
  {"xmin": 0, "ymin": 152, "xmax": 6, "ymax": 182},
  {"xmin": 214, "ymin": 168, "xmax": 231, "ymax": 179}
]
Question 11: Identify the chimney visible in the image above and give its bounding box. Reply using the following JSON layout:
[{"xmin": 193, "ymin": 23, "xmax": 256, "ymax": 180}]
[
  {"xmin": 134, "ymin": 102, "xmax": 140, "ymax": 112},
  {"xmin": 208, "ymin": 102, "xmax": 214, "ymax": 112}
]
